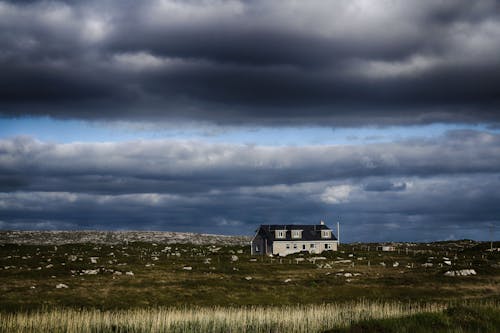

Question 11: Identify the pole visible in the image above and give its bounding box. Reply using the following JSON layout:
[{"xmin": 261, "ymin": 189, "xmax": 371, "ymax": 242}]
[
  {"xmin": 490, "ymin": 225, "xmax": 494, "ymax": 251},
  {"xmin": 337, "ymin": 221, "xmax": 340, "ymax": 246}
]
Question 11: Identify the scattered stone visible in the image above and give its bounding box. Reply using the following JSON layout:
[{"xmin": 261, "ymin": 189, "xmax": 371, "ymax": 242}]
[
  {"xmin": 245, "ymin": 276, "xmax": 252, "ymax": 280},
  {"xmin": 231, "ymin": 255, "xmax": 239, "ymax": 262},
  {"xmin": 284, "ymin": 278, "xmax": 292, "ymax": 283},
  {"xmin": 82, "ymin": 269, "xmax": 99, "ymax": 275},
  {"xmin": 444, "ymin": 260, "xmax": 452, "ymax": 266},
  {"xmin": 334, "ymin": 260, "xmax": 352, "ymax": 264},
  {"xmin": 392, "ymin": 262, "xmax": 399, "ymax": 267},
  {"xmin": 125, "ymin": 271, "xmax": 134, "ymax": 276},
  {"xmin": 344, "ymin": 273, "xmax": 353, "ymax": 277},
  {"xmin": 90, "ymin": 257, "xmax": 98, "ymax": 264},
  {"xmin": 249, "ymin": 258, "xmax": 257, "ymax": 262},
  {"xmin": 444, "ymin": 269, "xmax": 476, "ymax": 277},
  {"xmin": 113, "ymin": 271, "xmax": 122, "ymax": 276},
  {"xmin": 182, "ymin": 266, "xmax": 192, "ymax": 271},
  {"xmin": 56, "ymin": 283, "xmax": 68, "ymax": 289}
]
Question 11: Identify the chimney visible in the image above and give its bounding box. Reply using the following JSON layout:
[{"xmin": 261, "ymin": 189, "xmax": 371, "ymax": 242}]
[{"xmin": 320, "ymin": 220, "xmax": 325, "ymax": 225}]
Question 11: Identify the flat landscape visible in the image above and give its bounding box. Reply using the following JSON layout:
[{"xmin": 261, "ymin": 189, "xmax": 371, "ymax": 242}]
[{"xmin": 0, "ymin": 232, "xmax": 499, "ymax": 332}]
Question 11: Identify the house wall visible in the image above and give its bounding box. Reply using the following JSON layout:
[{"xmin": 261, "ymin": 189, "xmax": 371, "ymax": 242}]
[
  {"xmin": 251, "ymin": 234, "xmax": 267, "ymax": 255},
  {"xmin": 272, "ymin": 240, "xmax": 338, "ymax": 256}
]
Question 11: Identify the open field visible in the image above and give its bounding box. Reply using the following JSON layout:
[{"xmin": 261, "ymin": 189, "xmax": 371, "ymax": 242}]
[
  {"xmin": 1, "ymin": 239, "xmax": 499, "ymax": 310},
  {"xmin": 0, "ymin": 236, "xmax": 499, "ymax": 331}
]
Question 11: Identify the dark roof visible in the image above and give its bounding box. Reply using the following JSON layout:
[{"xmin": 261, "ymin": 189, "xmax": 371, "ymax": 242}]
[{"xmin": 255, "ymin": 224, "xmax": 337, "ymax": 242}]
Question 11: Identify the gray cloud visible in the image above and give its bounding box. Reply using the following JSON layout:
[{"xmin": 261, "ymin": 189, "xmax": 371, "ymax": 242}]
[
  {"xmin": 1, "ymin": 130, "xmax": 499, "ymax": 240},
  {"xmin": 0, "ymin": 0, "xmax": 499, "ymax": 125}
]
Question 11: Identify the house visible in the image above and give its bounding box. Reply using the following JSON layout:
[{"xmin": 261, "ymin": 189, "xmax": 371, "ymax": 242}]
[{"xmin": 251, "ymin": 221, "xmax": 338, "ymax": 256}]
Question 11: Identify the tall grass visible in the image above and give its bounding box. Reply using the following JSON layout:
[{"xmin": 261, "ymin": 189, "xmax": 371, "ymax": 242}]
[{"xmin": 0, "ymin": 300, "xmax": 448, "ymax": 333}]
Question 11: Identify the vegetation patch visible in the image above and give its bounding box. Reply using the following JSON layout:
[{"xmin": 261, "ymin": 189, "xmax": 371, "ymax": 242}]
[{"xmin": 325, "ymin": 305, "xmax": 500, "ymax": 333}]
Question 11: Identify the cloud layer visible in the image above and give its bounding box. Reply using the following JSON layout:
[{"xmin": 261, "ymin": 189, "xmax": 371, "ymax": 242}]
[
  {"xmin": 1, "ymin": 130, "xmax": 499, "ymax": 240},
  {"xmin": 1, "ymin": 0, "xmax": 500, "ymax": 125}
]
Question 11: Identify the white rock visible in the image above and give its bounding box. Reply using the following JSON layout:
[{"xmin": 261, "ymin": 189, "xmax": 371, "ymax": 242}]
[
  {"xmin": 344, "ymin": 273, "xmax": 353, "ymax": 277},
  {"xmin": 444, "ymin": 260, "xmax": 452, "ymax": 266},
  {"xmin": 82, "ymin": 269, "xmax": 98, "ymax": 275},
  {"xmin": 231, "ymin": 255, "xmax": 239, "ymax": 262},
  {"xmin": 182, "ymin": 266, "xmax": 192, "ymax": 271},
  {"xmin": 284, "ymin": 278, "xmax": 292, "ymax": 283},
  {"xmin": 245, "ymin": 276, "xmax": 252, "ymax": 280},
  {"xmin": 113, "ymin": 271, "xmax": 122, "ymax": 276},
  {"xmin": 334, "ymin": 260, "xmax": 352, "ymax": 264},
  {"xmin": 90, "ymin": 257, "xmax": 98, "ymax": 264},
  {"xmin": 125, "ymin": 271, "xmax": 134, "ymax": 276},
  {"xmin": 56, "ymin": 283, "xmax": 68, "ymax": 289},
  {"xmin": 393, "ymin": 262, "xmax": 399, "ymax": 267}
]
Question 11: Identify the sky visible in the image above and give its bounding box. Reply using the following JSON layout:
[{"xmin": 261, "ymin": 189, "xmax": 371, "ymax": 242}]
[{"xmin": 1, "ymin": 0, "xmax": 500, "ymax": 242}]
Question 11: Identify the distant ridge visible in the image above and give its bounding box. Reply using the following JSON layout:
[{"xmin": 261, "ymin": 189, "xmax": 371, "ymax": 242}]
[{"xmin": 0, "ymin": 230, "xmax": 250, "ymax": 246}]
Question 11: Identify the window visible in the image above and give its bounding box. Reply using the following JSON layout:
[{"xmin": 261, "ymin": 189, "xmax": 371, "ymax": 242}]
[
  {"xmin": 291, "ymin": 230, "xmax": 302, "ymax": 239},
  {"xmin": 255, "ymin": 245, "xmax": 260, "ymax": 252},
  {"xmin": 310, "ymin": 244, "xmax": 315, "ymax": 249},
  {"xmin": 293, "ymin": 244, "xmax": 298, "ymax": 249},
  {"xmin": 286, "ymin": 244, "xmax": 290, "ymax": 249},
  {"xmin": 321, "ymin": 230, "xmax": 331, "ymax": 239},
  {"xmin": 325, "ymin": 243, "xmax": 330, "ymax": 249},
  {"xmin": 302, "ymin": 244, "xmax": 306, "ymax": 250},
  {"xmin": 275, "ymin": 230, "xmax": 286, "ymax": 239}
]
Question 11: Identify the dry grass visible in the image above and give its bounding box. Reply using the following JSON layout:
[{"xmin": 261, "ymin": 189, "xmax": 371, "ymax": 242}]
[{"xmin": 0, "ymin": 301, "xmax": 447, "ymax": 333}]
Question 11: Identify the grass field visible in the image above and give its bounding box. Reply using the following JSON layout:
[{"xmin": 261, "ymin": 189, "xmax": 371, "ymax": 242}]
[
  {"xmin": 0, "ymin": 240, "xmax": 499, "ymax": 332},
  {"xmin": 0, "ymin": 301, "xmax": 451, "ymax": 333},
  {"xmin": 326, "ymin": 305, "xmax": 500, "ymax": 333}
]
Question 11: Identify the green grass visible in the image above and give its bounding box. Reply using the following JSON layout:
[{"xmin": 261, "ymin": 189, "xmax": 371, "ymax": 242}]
[{"xmin": 324, "ymin": 305, "xmax": 500, "ymax": 333}]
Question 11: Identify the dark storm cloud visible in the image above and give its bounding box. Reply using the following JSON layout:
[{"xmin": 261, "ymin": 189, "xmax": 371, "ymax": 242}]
[
  {"xmin": 1, "ymin": 130, "xmax": 500, "ymax": 240},
  {"xmin": 1, "ymin": 129, "xmax": 500, "ymax": 194},
  {"xmin": 1, "ymin": 0, "xmax": 500, "ymax": 125}
]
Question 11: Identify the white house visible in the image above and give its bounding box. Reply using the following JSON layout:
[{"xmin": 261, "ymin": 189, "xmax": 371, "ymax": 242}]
[{"xmin": 251, "ymin": 221, "xmax": 338, "ymax": 256}]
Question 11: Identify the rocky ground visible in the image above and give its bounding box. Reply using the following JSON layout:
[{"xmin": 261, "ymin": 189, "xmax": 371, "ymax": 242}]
[{"xmin": 0, "ymin": 230, "xmax": 251, "ymax": 246}]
